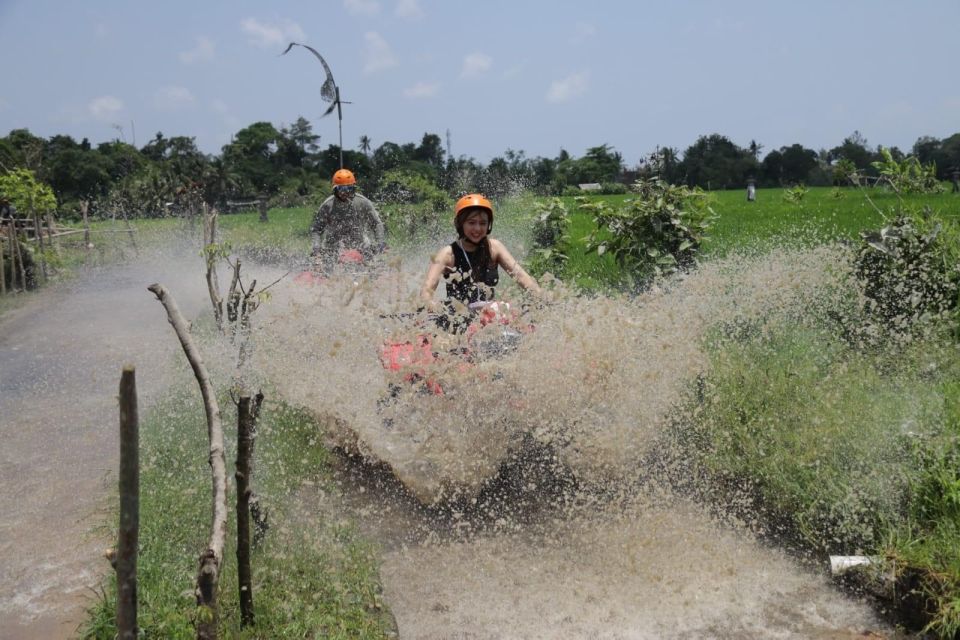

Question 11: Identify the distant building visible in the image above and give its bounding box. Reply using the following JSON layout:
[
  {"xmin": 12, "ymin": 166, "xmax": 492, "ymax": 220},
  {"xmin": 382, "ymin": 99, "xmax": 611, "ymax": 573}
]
[{"xmin": 578, "ymin": 183, "xmax": 602, "ymax": 191}]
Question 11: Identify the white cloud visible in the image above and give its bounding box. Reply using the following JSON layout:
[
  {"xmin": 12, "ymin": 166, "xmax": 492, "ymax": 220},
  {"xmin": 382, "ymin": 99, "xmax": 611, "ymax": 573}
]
[
  {"xmin": 240, "ymin": 17, "xmax": 305, "ymax": 49},
  {"xmin": 546, "ymin": 72, "xmax": 589, "ymax": 103},
  {"xmin": 88, "ymin": 95, "xmax": 124, "ymax": 121},
  {"xmin": 404, "ymin": 81, "xmax": 439, "ymax": 98},
  {"xmin": 345, "ymin": 0, "xmax": 381, "ymax": 16},
  {"xmin": 363, "ymin": 31, "xmax": 398, "ymax": 74},
  {"xmin": 395, "ymin": 0, "xmax": 423, "ymax": 19},
  {"xmin": 154, "ymin": 86, "xmax": 195, "ymax": 110},
  {"xmin": 570, "ymin": 21, "xmax": 597, "ymax": 44},
  {"xmin": 461, "ymin": 52, "xmax": 492, "ymax": 78},
  {"xmin": 179, "ymin": 36, "xmax": 215, "ymax": 64}
]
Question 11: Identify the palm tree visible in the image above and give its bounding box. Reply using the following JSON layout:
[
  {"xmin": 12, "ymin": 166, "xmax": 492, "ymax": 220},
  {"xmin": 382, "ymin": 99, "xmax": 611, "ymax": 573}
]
[{"xmin": 359, "ymin": 135, "xmax": 372, "ymax": 157}]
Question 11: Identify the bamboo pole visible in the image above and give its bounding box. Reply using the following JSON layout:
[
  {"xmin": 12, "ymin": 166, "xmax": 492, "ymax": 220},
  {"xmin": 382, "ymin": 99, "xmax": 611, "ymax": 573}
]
[
  {"xmin": 81, "ymin": 200, "xmax": 91, "ymax": 250},
  {"xmin": 9, "ymin": 224, "xmax": 25, "ymax": 291},
  {"xmin": 29, "ymin": 194, "xmax": 47, "ymax": 283},
  {"xmin": 235, "ymin": 392, "xmax": 262, "ymax": 628},
  {"xmin": 121, "ymin": 208, "xmax": 139, "ymax": 254},
  {"xmin": 117, "ymin": 366, "xmax": 139, "ymax": 639},
  {"xmin": 147, "ymin": 283, "xmax": 227, "ymax": 640},
  {"xmin": 1, "ymin": 229, "xmax": 6, "ymax": 295}
]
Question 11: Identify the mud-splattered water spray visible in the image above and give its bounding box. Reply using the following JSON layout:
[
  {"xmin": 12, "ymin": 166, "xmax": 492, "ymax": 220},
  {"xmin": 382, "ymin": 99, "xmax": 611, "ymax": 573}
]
[
  {"xmin": 281, "ymin": 42, "xmax": 350, "ymax": 169},
  {"xmin": 254, "ymin": 238, "xmax": 893, "ymax": 637}
]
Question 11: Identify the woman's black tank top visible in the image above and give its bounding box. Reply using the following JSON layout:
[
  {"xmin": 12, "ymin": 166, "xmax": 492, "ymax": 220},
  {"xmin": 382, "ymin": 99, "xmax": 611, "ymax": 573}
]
[{"xmin": 444, "ymin": 240, "xmax": 499, "ymax": 304}]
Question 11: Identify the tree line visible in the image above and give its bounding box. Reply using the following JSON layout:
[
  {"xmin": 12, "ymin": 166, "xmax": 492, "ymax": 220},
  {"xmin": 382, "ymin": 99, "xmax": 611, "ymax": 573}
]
[{"xmin": 2, "ymin": 117, "xmax": 958, "ymax": 217}]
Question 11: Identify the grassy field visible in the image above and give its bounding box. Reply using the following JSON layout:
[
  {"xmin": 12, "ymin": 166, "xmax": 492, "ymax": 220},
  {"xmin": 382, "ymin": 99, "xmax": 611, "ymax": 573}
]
[{"xmin": 551, "ymin": 186, "xmax": 960, "ymax": 289}]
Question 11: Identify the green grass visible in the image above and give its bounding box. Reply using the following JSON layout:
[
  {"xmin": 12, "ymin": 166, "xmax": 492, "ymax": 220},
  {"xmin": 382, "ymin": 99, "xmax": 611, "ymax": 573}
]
[
  {"xmin": 673, "ymin": 303, "xmax": 960, "ymax": 634},
  {"xmin": 80, "ymin": 389, "xmax": 393, "ymax": 639},
  {"xmin": 547, "ymin": 186, "xmax": 960, "ymax": 290}
]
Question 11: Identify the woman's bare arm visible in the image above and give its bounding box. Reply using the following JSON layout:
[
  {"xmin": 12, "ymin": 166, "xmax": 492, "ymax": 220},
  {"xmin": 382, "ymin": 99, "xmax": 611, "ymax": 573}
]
[
  {"xmin": 490, "ymin": 239, "xmax": 541, "ymax": 295},
  {"xmin": 420, "ymin": 246, "xmax": 454, "ymax": 304}
]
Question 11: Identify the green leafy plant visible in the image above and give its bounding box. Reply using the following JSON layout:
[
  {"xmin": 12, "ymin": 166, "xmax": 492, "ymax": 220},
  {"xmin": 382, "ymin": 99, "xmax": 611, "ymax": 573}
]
[
  {"xmin": 856, "ymin": 208, "xmax": 960, "ymax": 334},
  {"xmin": 832, "ymin": 158, "xmax": 858, "ymax": 186},
  {"xmin": 582, "ymin": 176, "xmax": 715, "ymax": 288},
  {"xmin": 872, "ymin": 147, "xmax": 945, "ymax": 195},
  {"xmin": 528, "ymin": 197, "xmax": 570, "ymax": 278},
  {"xmin": 782, "ymin": 184, "xmax": 809, "ymax": 204},
  {"xmin": 375, "ymin": 170, "xmax": 450, "ymax": 238}
]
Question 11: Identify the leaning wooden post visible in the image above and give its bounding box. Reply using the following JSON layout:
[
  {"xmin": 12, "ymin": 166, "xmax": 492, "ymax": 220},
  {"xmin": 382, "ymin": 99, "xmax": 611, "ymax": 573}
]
[
  {"xmin": 117, "ymin": 366, "xmax": 140, "ymax": 639},
  {"xmin": 147, "ymin": 283, "xmax": 227, "ymax": 640},
  {"xmin": 235, "ymin": 392, "xmax": 262, "ymax": 628},
  {"xmin": 257, "ymin": 198, "xmax": 268, "ymax": 223},
  {"xmin": 203, "ymin": 204, "xmax": 224, "ymax": 332}
]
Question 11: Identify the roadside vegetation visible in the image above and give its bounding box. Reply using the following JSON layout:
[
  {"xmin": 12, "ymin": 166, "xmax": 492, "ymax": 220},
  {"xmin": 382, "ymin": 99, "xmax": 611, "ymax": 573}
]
[{"xmin": 81, "ymin": 389, "xmax": 393, "ymax": 639}]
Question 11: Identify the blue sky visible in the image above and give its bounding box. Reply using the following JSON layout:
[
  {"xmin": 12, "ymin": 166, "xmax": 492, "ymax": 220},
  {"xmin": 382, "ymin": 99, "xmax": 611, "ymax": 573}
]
[{"xmin": 1, "ymin": 0, "xmax": 958, "ymax": 166}]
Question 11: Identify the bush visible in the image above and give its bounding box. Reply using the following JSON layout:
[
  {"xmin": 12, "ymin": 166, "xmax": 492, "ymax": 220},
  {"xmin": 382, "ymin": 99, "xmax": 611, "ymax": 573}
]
[
  {"xmin": 375, "ymin": 170, "xmax": 450, "ymax": 238},
  {"xmin": 581, "ymin": 176, "xmax": 715, "ymax": 289},
  {"xmin": 855, "ymin": 208, "xmax": 960, "ymax": 336},
  {"xmin": 527, "ymin": 197, "xmax": 570, "ymax": 278},
  {"xmin": 872, "ymin": 147, "xmax": 945, "ymax": 195}
]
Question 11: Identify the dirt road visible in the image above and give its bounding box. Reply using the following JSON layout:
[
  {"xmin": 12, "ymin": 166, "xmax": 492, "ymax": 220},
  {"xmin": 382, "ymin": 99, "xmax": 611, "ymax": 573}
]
[{"xmin": 0, "ymin": 253, "xmax": 207, "ymax": 639}]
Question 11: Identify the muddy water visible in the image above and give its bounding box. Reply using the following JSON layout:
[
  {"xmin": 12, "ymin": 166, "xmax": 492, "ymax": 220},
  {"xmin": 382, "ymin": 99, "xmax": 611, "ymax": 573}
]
[
  {"xmin": 261, "ymin": 244, "xmax": 895, "ymax": 639},
  {"xmin": 0, "ymin": 247, "xmax": 208, "ymax": 639}
]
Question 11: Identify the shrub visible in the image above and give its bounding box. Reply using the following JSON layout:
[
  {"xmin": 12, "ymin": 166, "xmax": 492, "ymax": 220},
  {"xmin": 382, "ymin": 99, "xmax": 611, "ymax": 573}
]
[
  {"xmin": 375, "ymin": 170, "xmax": 450, "ymax": 238},
  {"xmin": 855, "ymin": 208, "xmax": 960, "ymax": 335},
  {"xmin": 872, "ymin": 147, "xmax": 945, "ymax": 195},
  {"xmin": 527, "ymin": 197, "xmax": 570, "ymax": 278},
  {"xmin": 782, "ymin": 184, "xmax": 809, "ymax": 204},
  {"xmin": 581, "ymin": 176, "xmax": 715, "ymax": 289}
]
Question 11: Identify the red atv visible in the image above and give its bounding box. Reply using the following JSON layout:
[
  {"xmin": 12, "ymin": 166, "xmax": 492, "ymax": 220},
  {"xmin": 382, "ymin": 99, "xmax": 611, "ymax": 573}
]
[
  {"xmin": 293, "ymin": 248, "xmax": 368, "ymax": 286},
  {"xmin": 379, "ymin": 300, "xmax": 534, "ymax": 398}
]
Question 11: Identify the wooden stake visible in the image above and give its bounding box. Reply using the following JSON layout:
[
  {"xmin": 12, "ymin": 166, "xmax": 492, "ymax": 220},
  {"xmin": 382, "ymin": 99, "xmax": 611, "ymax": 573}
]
[
  {"xmin": 81, "ymin": 200, "xmax": 91, "ymax": 250},
  {"xmin": 235, "ymin": 392, "xmax": 263, "ymax": 627},
  {"xmin": 117, "ymin": 366, "xmax": 139, "ymax": 640},
  {"xmin": 1, "ymin": 229, "xmax": 6, "ymax": 295},
  {"xmin": 30, "ymin": 202, "xmax": 47, "ymax": 283},
  {"xmin": 147, "ymin": 283, "xmax": 227, "ymax": 640}
]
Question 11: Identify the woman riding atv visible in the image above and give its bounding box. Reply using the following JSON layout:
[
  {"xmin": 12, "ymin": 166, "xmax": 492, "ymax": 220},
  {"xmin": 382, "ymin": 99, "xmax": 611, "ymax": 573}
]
[{"xmin": 420, "ymin": 194, "xmax": 541, "ymax": 332}]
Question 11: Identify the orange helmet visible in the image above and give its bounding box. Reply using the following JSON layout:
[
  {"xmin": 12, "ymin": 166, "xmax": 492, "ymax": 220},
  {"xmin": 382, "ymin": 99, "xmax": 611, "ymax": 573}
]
[
  {"xmin": 454, "ymin": 193, "xmax": 493, "ymax": 234},
  {"xmin": 332, "ymin": 169, "xmax": 356, "ymax": 186}
]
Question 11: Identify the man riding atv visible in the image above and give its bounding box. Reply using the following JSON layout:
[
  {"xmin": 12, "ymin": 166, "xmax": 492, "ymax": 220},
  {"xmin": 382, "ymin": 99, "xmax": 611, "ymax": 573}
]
[{"xmin": 310, "ymin": 169, "xmax": 386, "ymax": 273}]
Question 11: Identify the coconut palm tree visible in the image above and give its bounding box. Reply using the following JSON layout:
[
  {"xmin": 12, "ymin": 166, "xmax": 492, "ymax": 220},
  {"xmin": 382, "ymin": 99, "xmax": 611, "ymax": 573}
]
[{"xmin": 359, "ymin": 135, "xmax": 372, "ymax": 157}]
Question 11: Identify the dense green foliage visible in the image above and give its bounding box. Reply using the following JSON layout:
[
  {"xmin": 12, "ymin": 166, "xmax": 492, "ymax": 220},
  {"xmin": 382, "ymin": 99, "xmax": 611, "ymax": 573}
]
[
  {"xmin": 582, "ymin": 177, "xmax": 715, "ymax": 288},
  {"xmin": 4, "ymin": 121, "xmax": 959, "ymax": 223}
]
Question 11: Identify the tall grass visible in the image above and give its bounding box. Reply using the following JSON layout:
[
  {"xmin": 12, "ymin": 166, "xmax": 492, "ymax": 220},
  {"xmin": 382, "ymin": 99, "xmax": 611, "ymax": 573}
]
[{"xmin": 80, "ymin": 390, "xmax": 392, "ymax": 639}]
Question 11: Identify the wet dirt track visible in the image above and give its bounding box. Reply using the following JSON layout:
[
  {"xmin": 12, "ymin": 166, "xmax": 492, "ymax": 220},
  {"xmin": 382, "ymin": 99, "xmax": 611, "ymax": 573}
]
[{"xmin": 0, "ymin": 253, "xmax": 206, "ymax": 639}]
